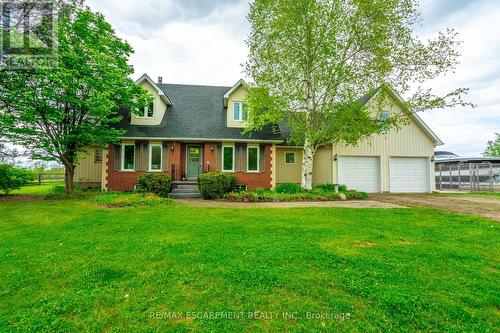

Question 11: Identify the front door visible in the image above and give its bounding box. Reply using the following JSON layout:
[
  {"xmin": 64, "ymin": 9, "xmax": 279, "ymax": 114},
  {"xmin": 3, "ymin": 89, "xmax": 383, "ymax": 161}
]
[{"xmin": 186, "ymin": 145, "xmax": 202, "ymax": 180}]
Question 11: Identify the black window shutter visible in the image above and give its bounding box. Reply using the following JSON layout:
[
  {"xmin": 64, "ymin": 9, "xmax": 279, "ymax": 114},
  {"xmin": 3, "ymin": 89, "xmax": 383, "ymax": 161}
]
[
  {"xmin": 259, "ymin": 144, "xmax": 266, "ymax": 172},
  {"xmin": 162, "ymin": 143, "xmax": 169, "ymax": 172},
  {"xmin": 135, "ymin": 142, "xmax": 142, "ymax": 171},
  {"xmin": 113, "ymin": 144, "xmax": 121, "ymax": 171},
  {"xmin": 216, "ymin": 144, "xmax": 222, "ymax": 171}
]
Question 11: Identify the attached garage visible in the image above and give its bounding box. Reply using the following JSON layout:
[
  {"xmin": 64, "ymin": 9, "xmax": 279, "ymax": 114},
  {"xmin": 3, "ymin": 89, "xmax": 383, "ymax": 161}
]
[
  {"xmin": 390, "ymin": 157, "xmax": 430, "ymax": 193},
  {"xmin": 338, "ymin": 156, "xmax": 381, "ymax": 193}
]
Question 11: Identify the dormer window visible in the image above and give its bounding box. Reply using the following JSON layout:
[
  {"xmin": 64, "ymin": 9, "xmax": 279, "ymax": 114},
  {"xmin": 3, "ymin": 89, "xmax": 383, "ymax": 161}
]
[
  {"xmin": 138, "ymin": 101, "xmax": 154, "ymax": 118},
  {"xmin": 233, "ymin": 102, "xmax": 248, "ymax": 121}
]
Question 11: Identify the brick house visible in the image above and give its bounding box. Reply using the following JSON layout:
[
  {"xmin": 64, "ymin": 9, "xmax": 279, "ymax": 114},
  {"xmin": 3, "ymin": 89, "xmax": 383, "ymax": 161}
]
[{"xmin": 74, "ymin": 74, "xmax": 444, "ymax": 195}]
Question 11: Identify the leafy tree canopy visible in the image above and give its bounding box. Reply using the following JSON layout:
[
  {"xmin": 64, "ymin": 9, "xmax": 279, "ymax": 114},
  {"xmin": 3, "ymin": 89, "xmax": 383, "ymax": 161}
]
[
  {"xmin": 483, "ymin": 133, "xmax": 500, "ymax": 157},
  {"xmin": 244, "ymin": 0, "xmax": 473, "ymax": 188},
  {"xmin": 0, "ymin": 2, "xmax": 150, "ymax": 194}
]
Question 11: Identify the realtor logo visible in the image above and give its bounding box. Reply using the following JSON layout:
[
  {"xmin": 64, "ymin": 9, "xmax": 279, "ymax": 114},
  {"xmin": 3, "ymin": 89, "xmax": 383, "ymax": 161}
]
[{"xmin": 0, "ymin": 0, "xmax": 57, "ymax": 68}]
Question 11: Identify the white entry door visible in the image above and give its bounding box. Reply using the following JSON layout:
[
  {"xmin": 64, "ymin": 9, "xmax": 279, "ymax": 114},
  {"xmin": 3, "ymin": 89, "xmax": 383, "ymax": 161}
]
[
  {"xmin": 338, "ymin": 156, "xmax": 380, "ymax": 193},
  {"xmin": 390, "ymin": 157, "xmax": 429, "ymax": 193}
]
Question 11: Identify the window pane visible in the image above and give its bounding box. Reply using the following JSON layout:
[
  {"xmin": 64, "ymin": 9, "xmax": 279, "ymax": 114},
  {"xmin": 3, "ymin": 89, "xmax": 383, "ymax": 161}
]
[
  {"xmin": 147, "ymin": 102, "xmax": 154, "ymax": 117},
  {"xmin": 233, "ymin": 102, "xmax": 240, "ymax": 121},
  {"xmin": 242, "ymin": 103, "xmax": 248, "ymax": 121},
  {"xmin": 248, "ymin": 147, "xmax": 258, "ymax": 171},
  {"xmin": 150, "ymin": 145, "xmax": 161, "ymax": 170},
  {"xmin": 285, "ymin": 152, "xmax": 295, "ymax": 164},
  {"xmin": 124, "ymin": 145, "xmax": 135, "ymax": 170},
  {"xmin": 223, "ymin": 146, "xmax": 234, "ymax": 171}
]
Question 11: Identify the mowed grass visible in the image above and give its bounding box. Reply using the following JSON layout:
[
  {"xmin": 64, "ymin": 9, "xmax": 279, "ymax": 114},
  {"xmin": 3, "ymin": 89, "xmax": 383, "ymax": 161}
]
[
  {"xmin": 8, "ymin": 183, "xmax": 63, "ymax": 196},
  {"xmin": 0, "ymin": 199, "xmax": 498, "ymax": 332}
]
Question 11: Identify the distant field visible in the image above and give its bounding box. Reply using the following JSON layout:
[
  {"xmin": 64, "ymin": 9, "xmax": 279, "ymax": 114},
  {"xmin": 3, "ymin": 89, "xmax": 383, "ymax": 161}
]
[{"xmin": 9, "ymin": 183, "xmax": 63, "ymax": 196}]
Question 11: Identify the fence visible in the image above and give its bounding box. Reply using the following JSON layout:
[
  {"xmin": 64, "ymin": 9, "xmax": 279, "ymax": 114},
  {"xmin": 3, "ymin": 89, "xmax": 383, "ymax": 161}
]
[
  {"xmin": 435, "ymin": 162, "xmax": 500, "ymax": 192},
  {"xmin": 31, "ymin": 172, "xmax": 65, "ymax": 184}
]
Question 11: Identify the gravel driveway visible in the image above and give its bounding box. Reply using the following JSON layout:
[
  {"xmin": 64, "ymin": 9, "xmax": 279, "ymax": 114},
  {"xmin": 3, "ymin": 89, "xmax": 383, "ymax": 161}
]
[{"xmin": 370, "ymin": 193, "xmax": 500, "ymax": 221}]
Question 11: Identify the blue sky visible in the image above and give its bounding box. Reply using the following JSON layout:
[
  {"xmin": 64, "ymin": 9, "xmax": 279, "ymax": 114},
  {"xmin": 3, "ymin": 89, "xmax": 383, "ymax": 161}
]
[{"xmin": 88, "ymin": 0, "xmax": 500, "ymax": 157}]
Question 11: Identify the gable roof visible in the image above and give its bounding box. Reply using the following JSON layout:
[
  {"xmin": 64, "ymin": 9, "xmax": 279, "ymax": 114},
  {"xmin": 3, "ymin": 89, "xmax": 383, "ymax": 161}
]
[
  {"xmin": 360, "ymin": 85, "xmax": 444, "ymax": 146},
  {"xmin": 136, "ymin": 73, "xmax": 174, "ymax": 106},
  {"xmin": 118, "ymin": 83, "xmax": 283, "ymax": 142},
  {"xmin": 223, "ymin": 79, "xmax": 247, "ymax": 107}
]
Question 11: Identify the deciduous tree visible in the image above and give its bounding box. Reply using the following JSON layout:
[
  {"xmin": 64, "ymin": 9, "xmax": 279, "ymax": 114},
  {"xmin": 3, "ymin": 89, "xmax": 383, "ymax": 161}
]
[
  {"xmin": 0, "ymin": 2, "xmax": 149, "ymax": 195},
  {"xmin": 245, "ymin": 0, "xmax": 472, "ymax": 189}
]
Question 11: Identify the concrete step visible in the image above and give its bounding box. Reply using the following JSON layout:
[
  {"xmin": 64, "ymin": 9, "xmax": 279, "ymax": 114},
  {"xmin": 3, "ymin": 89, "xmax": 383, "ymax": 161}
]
[
  {"xmin": 177, "ymin": 184, "xmax": 199, "ymax": 190},
  {"xmin": 172, "ymin": 188, "xmax": 200, "ymax": 194},
  {"xmin": 170, "ymin": 192, "xmax": 202, "ymax": 199}
]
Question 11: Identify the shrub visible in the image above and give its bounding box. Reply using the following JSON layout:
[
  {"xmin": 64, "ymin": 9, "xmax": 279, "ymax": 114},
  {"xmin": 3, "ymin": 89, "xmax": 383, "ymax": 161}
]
[
  {"xmin": 313, "ymin": 183, "xmax": 347, "ymax": 192},
  {"xmin": 198, "ymin": 172, "xmax": 237, "ymax": 199},
  {"xmin": 344, "ymin": 190, "xmax": 368, "ymax": 200},
  {"xmin": 275, "ymin": 183, "xmax": 303, "ymax": 194},
  {"xmin": 137, "ymin": 173, "xmax": 172, "ymax": 197},
  {"xmin": 226, "ymin": 190, "xmax": 343, "ymax": 202},
  {"xmin": 0, "ymin": 164, "xmax": 36, "ymax": 194},
  {"xmin": 92, "ymin": 192, "xmax": 175, "ymax": 207},
  {"xmin": 46, "ymin": 185, "xmax": 86, "ymax": 198}
]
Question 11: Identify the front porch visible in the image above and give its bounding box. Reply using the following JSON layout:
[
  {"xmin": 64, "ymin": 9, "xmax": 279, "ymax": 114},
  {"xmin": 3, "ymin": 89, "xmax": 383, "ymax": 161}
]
[{"xmin": 106, "ymin": 141, "xmax": 273, "ymax": 191}]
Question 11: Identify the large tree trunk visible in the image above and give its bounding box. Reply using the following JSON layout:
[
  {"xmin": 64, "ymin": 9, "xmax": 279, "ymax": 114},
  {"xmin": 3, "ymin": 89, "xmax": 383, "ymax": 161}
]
[
  {"xmin": 301, "ymin": 140, "xmax": 317, "ymax": 190},
  {"xmin": 64, "ymin": 163, "xmax": 75, "ymax": 196}
]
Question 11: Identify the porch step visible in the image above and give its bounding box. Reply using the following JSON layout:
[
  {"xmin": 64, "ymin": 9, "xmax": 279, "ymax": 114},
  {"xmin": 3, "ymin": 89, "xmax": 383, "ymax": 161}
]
[
  {"xmin": 170, "ymin": 183, "xmax": 201, "ymax": 198},
  {"xmin": 177, "ymin": 184, "xmax": 199, "ymax": 190},
  {"xmin": 172, "ymin": 188, "xmax": 200, "ymax": 193},
  {"xmin": 170, "ymin": 192, "xmax": 201, "ymax": 199}
]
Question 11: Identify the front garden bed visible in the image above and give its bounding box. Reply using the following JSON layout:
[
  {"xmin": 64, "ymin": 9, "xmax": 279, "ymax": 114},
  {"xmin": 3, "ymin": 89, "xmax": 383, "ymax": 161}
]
[{"xmin": 226, "ymin": 183, "xmax": 368, "ymax": 203}]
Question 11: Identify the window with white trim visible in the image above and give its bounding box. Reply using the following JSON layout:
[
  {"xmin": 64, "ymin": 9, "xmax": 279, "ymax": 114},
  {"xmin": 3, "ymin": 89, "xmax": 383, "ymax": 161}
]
[
  {"xmin": 233, "ymin": 102, "xmax": 248, "ymax": 121},
  {"xmin": 149, "ymin": 144, "xmax": 162, "ymax": 171},
  {"xmin": 222, "ymin": 144, "xmax": 235, "ymax": 172},
  {"xmin": 138, "ymin": 101, "xmax": 154, "ymax": 118},
  {"xmin": 122, "ymin": 144, "xmax": 135, "ymax": 171},
  {"xmin": 247, "ymin": 145, "xmax": 259, "ymax": 172},
  {"xmin": 285, "ymin": 152, "xmax": 295, "ymax": 165}
]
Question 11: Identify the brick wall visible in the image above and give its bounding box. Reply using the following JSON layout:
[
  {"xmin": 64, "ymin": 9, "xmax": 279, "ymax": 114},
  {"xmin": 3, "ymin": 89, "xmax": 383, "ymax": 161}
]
[
  {"xmin": 234, "ymin": 144, "xmax": 272, "ymax": 189},
  {"xmin": 106, "ymin": 143, "xmax": 145, "ymax": 191},
  {"xmin": 168, "ymin": 142, "xmax": 182, "ymax": 181},
  {"xmin": 203, "ymin": 142, "xmax": 218, "ymax": 172},
  {"xmin": 106, "ymin": 142, "xmax": 273, "ymax": 191}
]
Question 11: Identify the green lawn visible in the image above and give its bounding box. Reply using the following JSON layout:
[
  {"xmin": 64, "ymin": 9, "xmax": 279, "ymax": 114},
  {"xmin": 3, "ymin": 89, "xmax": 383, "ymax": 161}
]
[
  {"xmin": 0, "ymin": 199, "xmax": 498, "ymax": 332},
  {"xmin": 9, "ymin": 183, "xmax": 63, "ymax": 196}
]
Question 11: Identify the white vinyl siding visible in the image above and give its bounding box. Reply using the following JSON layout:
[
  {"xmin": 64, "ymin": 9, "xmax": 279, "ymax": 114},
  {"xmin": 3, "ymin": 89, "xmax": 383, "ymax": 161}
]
[
  {"xmin": 390, "ymin": 157, "xmax": 429, "ymax": 193},
  {"xmin": 338, "ymin": 156, "xmax": 380, "ymax": 193}
]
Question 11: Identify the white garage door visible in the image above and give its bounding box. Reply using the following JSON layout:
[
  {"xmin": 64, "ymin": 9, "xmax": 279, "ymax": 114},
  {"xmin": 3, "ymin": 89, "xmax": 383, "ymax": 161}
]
[
  {"xmin": 390, "ymin": 157, "xmax": 429, "ymax": 193},
  {"xmin": 338, "ymin": 156, "xmax": 380, "ymax": 193}
]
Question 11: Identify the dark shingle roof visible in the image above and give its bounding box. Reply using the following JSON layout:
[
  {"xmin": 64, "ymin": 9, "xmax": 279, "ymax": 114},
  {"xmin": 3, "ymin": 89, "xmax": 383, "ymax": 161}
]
[{"xmin": 118, "ymin": 83, "xmax": 282, "ymax": 141}]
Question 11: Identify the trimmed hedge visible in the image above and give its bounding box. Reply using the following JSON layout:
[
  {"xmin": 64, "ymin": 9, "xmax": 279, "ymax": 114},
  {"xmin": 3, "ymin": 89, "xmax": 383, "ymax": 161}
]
[
  {"xmin": 198, "ymin": 172, "xmax": 237, "ymax": 199},
  {"xmin": 137, "ymin": 173, "xmax": 172, "ymax": 197}
]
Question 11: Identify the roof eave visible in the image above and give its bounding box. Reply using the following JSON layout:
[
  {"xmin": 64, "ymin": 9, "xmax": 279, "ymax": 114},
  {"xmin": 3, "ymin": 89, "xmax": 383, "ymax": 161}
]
[
  {"xmin": 365, "ymin": 85, "xmax": 444, "ymax": 146},
  {"xmin": 223, "ymin": 79, "xmax": 247, "ymax": 107}
]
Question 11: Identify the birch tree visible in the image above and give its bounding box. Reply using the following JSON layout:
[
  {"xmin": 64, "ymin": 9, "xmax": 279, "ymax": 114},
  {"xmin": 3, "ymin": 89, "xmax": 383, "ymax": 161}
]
[{"xmin": 244, "ymin": 0, "xmax": 472, "ymax": 189}]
